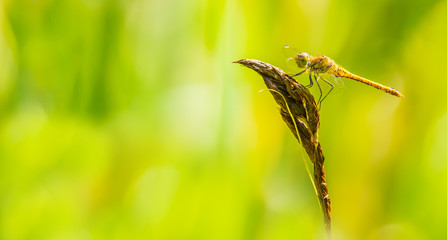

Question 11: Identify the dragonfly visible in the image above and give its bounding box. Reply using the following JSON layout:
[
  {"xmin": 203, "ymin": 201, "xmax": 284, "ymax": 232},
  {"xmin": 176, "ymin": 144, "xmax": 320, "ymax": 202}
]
[{"xmin": 283, "ymin": 46, "xmax": 404, "ymax": 106}]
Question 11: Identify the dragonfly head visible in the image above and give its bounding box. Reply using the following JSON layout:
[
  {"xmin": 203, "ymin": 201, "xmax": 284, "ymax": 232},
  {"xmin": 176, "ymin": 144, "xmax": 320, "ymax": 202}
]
[{"xmin": 295, "ymin": 52, "xmax": 309, "ymax": 68}]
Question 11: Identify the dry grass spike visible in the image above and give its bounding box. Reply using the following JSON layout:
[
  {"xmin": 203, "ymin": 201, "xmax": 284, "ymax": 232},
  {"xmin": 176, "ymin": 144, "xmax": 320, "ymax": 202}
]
[{"xmin": 234, "ymin": 59, "xmax": 332, "ymax": 239}]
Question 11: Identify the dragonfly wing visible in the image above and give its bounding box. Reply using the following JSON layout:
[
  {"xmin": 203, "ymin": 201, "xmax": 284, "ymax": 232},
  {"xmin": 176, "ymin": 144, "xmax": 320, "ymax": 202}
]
[
  {"xmin": 334, "ymin": 76, "xmax": 344, "ymax": 92},
  {"xmin": 319, "ymin": 73, "xmax": 344, "ymax": 95},
  {"xmin": 283, "ymin": 45, "xmax": 299, "ymax": 58},
  {"xmin": 282, "ymin": 45, "xmax": 300, "ymax": 73}
]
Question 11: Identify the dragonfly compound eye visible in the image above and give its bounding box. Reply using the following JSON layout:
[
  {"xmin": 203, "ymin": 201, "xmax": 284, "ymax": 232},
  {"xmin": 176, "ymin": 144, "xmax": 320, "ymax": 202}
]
[{"xmin": 296, "ymin": 52, "xmax": 309, "ymax": 68}]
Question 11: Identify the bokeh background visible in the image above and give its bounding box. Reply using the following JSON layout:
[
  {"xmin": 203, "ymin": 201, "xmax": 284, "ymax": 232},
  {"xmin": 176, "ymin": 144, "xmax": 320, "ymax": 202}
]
[{"xmin": 1, "ymin": 0, "xmax": 447, "ymax": 239}]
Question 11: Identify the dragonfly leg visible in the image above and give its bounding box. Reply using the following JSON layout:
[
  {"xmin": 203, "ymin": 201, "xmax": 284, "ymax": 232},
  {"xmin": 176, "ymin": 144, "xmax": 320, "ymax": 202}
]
[
  {"xmin": 291, "ymin": 69, "xmax": 306, "ymax": 77},
  {"xmin": 319, "ymin": 76, "xmax": 334, "ymax": 105},
  {"xmin": 314, "ymin": 75, "xmax": 323, "ymax": 107},
  {"xmin": 305, "ymin": 73, "xmax": 314, "ymax": 88}
]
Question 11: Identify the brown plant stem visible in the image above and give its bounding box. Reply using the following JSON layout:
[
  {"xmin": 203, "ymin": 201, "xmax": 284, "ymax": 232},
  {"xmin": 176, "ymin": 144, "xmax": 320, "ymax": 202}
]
[{"xmin": 234, "ymin": 59, "xmax": 332, "ymax": 238}]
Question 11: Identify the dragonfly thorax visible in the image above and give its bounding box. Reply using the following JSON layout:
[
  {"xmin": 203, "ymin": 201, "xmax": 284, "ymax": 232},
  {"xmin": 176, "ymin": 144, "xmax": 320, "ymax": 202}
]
[{"xmin": 295, "ymin": 52, "xmax": 309, "ymax": 68}]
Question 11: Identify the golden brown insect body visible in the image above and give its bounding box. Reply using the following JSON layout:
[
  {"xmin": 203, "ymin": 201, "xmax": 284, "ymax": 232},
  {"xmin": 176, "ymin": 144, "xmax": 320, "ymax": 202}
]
[{"xmin": 294, "ymin": 52, "xmax": 404, "ymax": 100}]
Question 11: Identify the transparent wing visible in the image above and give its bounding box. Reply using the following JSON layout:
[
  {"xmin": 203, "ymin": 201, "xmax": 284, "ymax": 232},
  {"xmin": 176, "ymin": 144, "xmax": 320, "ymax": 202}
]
[
  {"xmin": 319, "ymin": 73, "xmax": 344, "ymax": 95},
  {"xmin": 282, "ymin": 45, "xmax": 300, "ymax": 73},
  {"xmin": 283, "ymin": 45, "xmax": 299, "ymax": 59}
]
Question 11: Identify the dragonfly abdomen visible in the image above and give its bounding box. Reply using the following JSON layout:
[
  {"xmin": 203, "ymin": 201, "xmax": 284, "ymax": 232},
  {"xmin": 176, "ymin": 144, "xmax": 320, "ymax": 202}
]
[{"xmin": 335, "ymin": 67, "xmax": 404, "ymax": 98}]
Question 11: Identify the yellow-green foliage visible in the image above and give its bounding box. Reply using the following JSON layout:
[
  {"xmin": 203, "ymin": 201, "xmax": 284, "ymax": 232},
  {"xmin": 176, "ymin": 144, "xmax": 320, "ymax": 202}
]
[{"xmin": 1, "ymin": 0, "xmax": 447, "ymax": 239}]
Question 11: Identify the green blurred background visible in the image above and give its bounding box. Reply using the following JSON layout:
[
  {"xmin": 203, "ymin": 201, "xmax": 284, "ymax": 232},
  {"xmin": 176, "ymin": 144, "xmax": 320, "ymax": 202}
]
[{"xmin": 1, "ymin": 0, "xmax": 447, "ymax": 239}]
